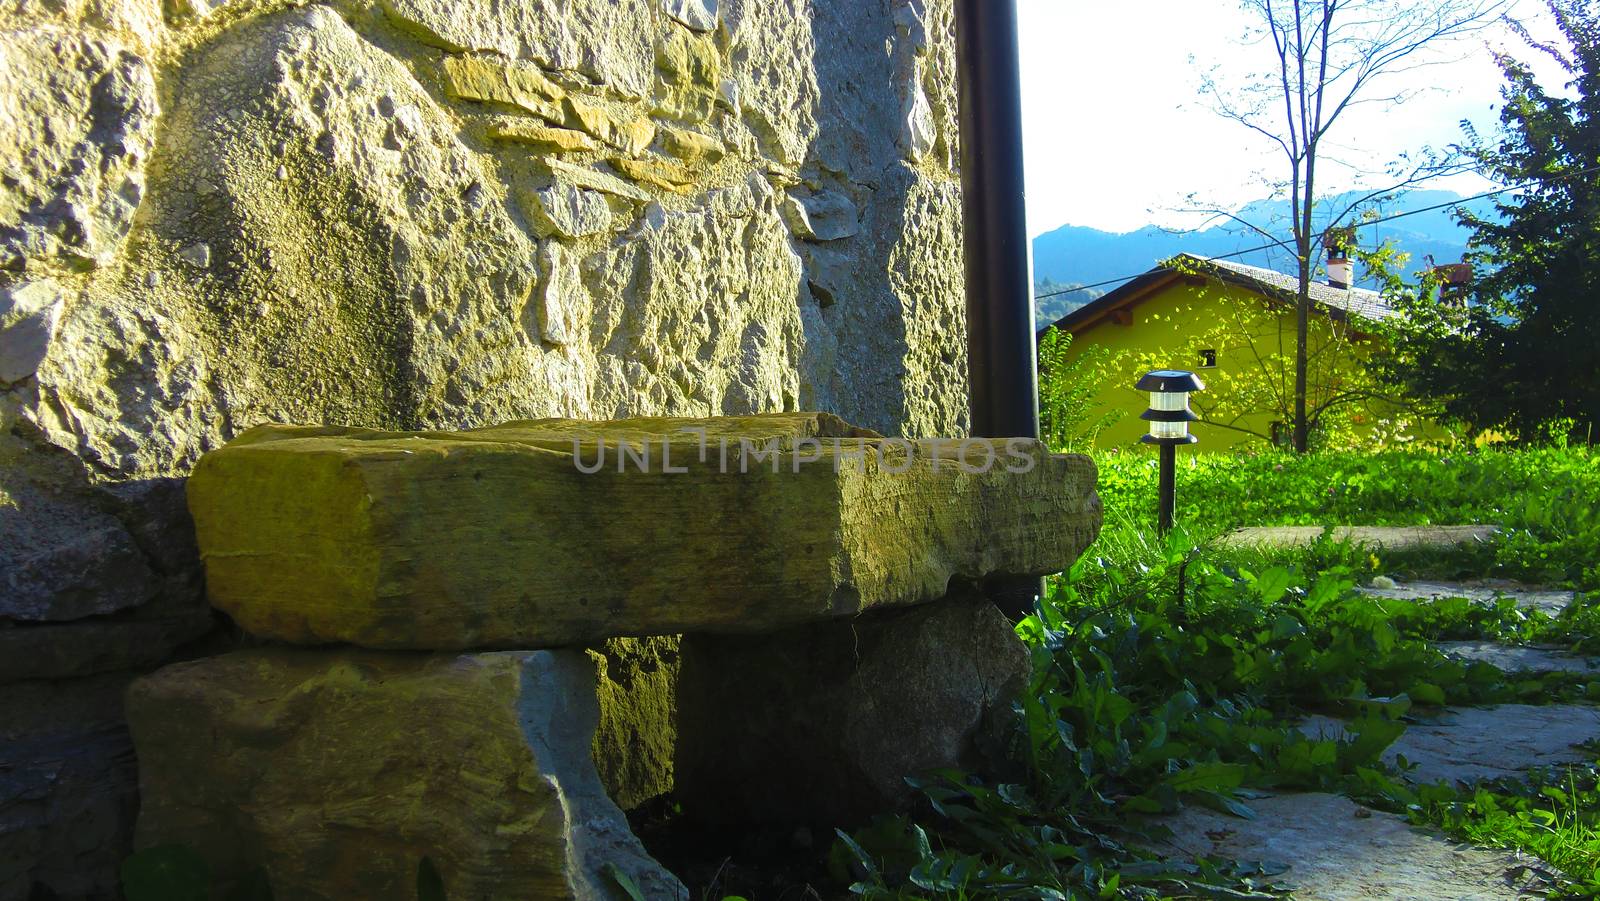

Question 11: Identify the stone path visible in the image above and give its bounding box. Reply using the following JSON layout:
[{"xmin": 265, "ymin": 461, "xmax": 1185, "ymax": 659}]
[
  {"xmin": 1435, "ymin": 640, "xmax": 1600, "ymax": 674},
  {"xmin": 1303, "ymin": 704, "xmax": 1600, "ymax": 785},
  {"xmin": 1221, "ymin": 525, "xmax": 1500, "ymax": 551},
  {"xmin": 1357, "ymin": 580, "xmax": 1577, "ymax": 616},
  {"xmin": 1161, "ymin": 793, "xmax": 1551, "ymax": 901},
  {"xmin": 1159, "ymin": 580, "xmax": 1596, "ymax": 899}
]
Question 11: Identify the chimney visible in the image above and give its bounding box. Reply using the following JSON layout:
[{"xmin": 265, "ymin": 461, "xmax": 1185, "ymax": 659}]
[
  {"xmin": 1429, "ymin": 254, "xmax": 1473, "ymax": 307},
  {"xmin": 1324, "ymin": 226, "xmax": 1355, "ymax": 289}
]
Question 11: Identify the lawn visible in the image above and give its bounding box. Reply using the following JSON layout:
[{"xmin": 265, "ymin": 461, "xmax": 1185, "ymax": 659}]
[{"xmin": 833, "ymin": 444, "xmax": 1600, "ymax": 899}]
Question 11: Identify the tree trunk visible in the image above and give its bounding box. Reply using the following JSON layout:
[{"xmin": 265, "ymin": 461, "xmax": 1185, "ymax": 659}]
[{"xmin": 1294, "ymin": 256, "xmax": 1311, "ymax": 453}]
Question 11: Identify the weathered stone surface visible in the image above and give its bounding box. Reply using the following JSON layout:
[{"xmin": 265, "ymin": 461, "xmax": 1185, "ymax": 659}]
[
  {"xmin": 544, "ymin": 157, "xmax": 654, "ymax": 202},
  {"xmin": 655, "ymin": 124, "xmax": 724, "ymax": 163},
  {"xmin": 0, "ymin": 444, "xmax": 209, "ymax": 677},
  {"xmin": 127, "ymin": 648, "xmax": 687, "ymax": 901},
  {"xmin": 652, "ymin": 26, "xmax": 720, "ymax": 122},
  {"xmin": 0, "ymin": 433, "xmax": 159, "ymax": 623},
  {"xmin": 0, "ymin": 597, "xmax": 211, "ymax": 684},
  {"xmin": 0, "ymin": 280, "xmax": 65, "ymax": 384},
  {"xmin": 1221, "ymin": 525, "xmax": 1500, "ymax": 551},
  {"xmin": 1435, "ymin": 640, "xmax": 1600, "ymax": 674},
  {"xmin": 1358, "ymin": 580, "xmax": 1576, "ymax": 615},
  {"xmin": 610, "ymin": 156, "xmax": 696, "ymax": 192},
  {"xmin": 900, "ymin": 74, "xmax": 937, "ymax": 162},
  {"xmin": 1303, "ymin": 704, "xmax": 1600, "ymax": 785},
  {"xmin": 2, "ymin": 0, "xmax": 166, "ymax": 53},
  {"xmin": 531, "ymin": 241, "xmax": 583, "ymax": 346},
  {"xmin": 10, "ymin": 0, "xmax": 967, "ymax": 488},
  {"xmin": 379, "ymin": 0, "xmax": 658, "ymax": 99},
  {"xmin": 0, "ymin": 26, "xmax": 157, "ymax": 272},
  {"xmin": 562, "ymin": 96, "xmax": 656, "ymax": 155},
  {"xmin": 589, "ymin": 636, "xmax": 680, "ymax": 811},
  {"xmin": 522, "ymin": 180, "xmax": 613, "ymax": 239},
  {"xmin": 676, "ymin": 593, "xmax": 1030, "ymax": 824},
  {"xmin": 663, "ymin": 0, "xmax": 719, "ymax": 33},
  {"xmin": 582, "ymin": 178, "xmax": 811, "ymax": 416},
  {"xmin": 2, "ymin": 0, "xmax": 972, "ymax": 890},
  {"xmin": 488, "ymin": 119, "xmax": 599, "ymax": 152},
  {"xmin": 780, "ymin": 189, "xmax": 859, "ymax": 241},
  {"xmin": 441, "ymin": 53, "xmax": 565, "ymax": 113},
  {"xmin": 1161, "ymin": 793, "xmax": 1549, "ymax": 900},
  {"xmin": 187, "ymin": 416, "xmax": 1098, "ymax": 649},
  {"xmin": 0, "ymin": 672, "xmax": 141, "ymax": 901}
]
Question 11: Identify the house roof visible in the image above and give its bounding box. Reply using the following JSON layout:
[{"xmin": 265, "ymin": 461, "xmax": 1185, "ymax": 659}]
[{"xmin": 1041, "ymin": 253, "xmax": 1396, "ymax": 336}]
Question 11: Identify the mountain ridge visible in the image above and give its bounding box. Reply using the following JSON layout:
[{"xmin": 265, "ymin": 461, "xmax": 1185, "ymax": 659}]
[{"xmin": 1031, "ymin": 189, "xmax": 1497, "ymax": 324}]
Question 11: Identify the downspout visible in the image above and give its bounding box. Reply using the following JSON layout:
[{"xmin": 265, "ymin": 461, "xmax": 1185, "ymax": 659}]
[{"xmin": 952, "ymin": 0, "xmax": 1041, "ymax": 616}]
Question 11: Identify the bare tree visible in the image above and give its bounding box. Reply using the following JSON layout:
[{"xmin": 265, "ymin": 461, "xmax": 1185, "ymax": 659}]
[{"xmin": 1200, "ymin": 0, "xmax": 1510, "ymax": 451}]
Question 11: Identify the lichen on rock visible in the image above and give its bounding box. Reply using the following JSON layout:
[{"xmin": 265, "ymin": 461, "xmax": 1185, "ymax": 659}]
[
  {"xmin": 1, "ymin": 0, "xmax": 976, "ymax": 890},
  {"xmin": 127, "ymin": 648, "xmax": 689, "ymax": 900},
  {"xmin": 0, "ymin": 26, "xmax": 158, "ymax": 272}
]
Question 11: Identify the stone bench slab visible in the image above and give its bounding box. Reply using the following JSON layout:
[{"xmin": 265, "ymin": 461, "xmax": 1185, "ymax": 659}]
[{"xmin": 186, "ymin": 414, "xmax": 1101, "ymax": 649}]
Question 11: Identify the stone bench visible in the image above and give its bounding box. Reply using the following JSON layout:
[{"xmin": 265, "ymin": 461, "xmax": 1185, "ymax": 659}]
[{"xmin": 127, "ymin": 414, "xmax": 1102, "ymax": 899}]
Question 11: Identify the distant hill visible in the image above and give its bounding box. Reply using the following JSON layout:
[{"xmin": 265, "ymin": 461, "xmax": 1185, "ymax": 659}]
[
  {"xmin": 1033, "ymin": 278, "xmax": 1103, "ymax": 327},
  {"xmin": 1031, "ymin": 189, "xmax": 1498, "ymax": 325}
]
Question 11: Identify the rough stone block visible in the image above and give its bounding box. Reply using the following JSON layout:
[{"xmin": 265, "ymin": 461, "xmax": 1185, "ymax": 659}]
[
  {"xmin": 543, "ymin": 157, "xmax": 653, "ymax": 201},
  {"xmin": 0, "ymin": 672, "xmax": 141, "ymax": 901},
  {"xmin": 675, "ymin": 592, "xmax": 1029, "ymax": 825},
  {"xmin": 655, "ymin": 125, "xmax": 725, "ymax": 164},
  {"xmin": 1, "ymin": 434, "xmax": 159, "ymax": 623},
  {"xmin": 563, "ymin": 97, "xmax": 656, "ymax": 155},
  {"xmin": 487, "ymin": 120, "xmax": 598, "ymax": 152},
  {"xmin": 126, "ymin": 648, "xmax": 687, "ymax": 901},
  {"xmin": 442, "ymin": 54, "xmax": 566, "ymax": 112},
  {"xmin": 522, "ymin": 179, "xmax": 613, "ymax": 239},
  {"xmin": 589, "ymin": 636, "xmax": 681, "ymax": 811},
  {"xmin": 610, "ymin": 156, "xmax": 696, "ymax": 192},
  {"xmin": 652, "ymin": 28, "xmax": 719, "ymax": 122},
  {"xmin": 0, "ymin": 474, "xmax": 215, "ymax": 684},
  {"xmin": 186, "ymin": 414, "xmax": 1101, "ymax": 649},
  {"xmin": 0, "ymin": 281, "xmax": 65, "ymax": 385},
  {"xmin": 0, "ymin": 28, "xmax": 157, "ymax": 270}
]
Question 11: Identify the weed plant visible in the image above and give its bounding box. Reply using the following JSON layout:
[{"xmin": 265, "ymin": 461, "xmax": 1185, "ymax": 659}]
[{"xmin": 836, "ymin": 445, "xmax": 1600, "ymax": 898}]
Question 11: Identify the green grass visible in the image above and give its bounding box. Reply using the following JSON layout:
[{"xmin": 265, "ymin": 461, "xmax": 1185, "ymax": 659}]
[
  {"xmin": 833, "ymin": 445, "xmax": 1600, "ymax": 899},
  {"xmin": 1096, "ymin": 444, "xmax": 1600, "ymax": 585}
]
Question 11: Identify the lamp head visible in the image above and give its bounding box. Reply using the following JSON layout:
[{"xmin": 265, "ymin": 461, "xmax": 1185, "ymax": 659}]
[{"xmin": 1137, "ymin": 369, "xmax": 1204, "ymax": 445}]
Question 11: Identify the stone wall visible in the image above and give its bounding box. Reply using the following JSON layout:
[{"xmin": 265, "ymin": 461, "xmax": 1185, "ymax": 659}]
[{"xmin": 0, "ymin": 0, "xmax": 968, "ymax": 896}]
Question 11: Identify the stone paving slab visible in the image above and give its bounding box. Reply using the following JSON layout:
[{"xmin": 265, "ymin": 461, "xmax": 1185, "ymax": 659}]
[
  {"xmin": 1435, "ymin": 641, "xmax": 1600, "ymax": 674},
  {"xmin": 1357, "ymin": 580, "xmax": 1577, "ymax": 615},
  {"xmin": 1161, "ymin": 793, "xmax": 1550, "ymax": 900},
  {"xmin": 1303, "ymin": 704, "xmax": 1600, "ymax": 785},
  {"xmin": 1221, "ymin": 525, "xmax": 1499, "ymax": 552}
]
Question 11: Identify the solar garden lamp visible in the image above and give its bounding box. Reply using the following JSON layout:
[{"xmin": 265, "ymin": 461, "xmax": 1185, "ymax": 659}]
[{"xmin": 1137, "ymin": 369, "xmax": 1205, "ymax": 534}]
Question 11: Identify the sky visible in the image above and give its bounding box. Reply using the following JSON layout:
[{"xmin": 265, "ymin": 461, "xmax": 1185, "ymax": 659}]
[{"xmin": 1016, "ymin": 0, "xmax": 1567, "ymax": 237}]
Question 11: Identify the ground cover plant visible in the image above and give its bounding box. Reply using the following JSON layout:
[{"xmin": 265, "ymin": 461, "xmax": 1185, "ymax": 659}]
[
  {"xmin": 1096, "ymin": 444, "xmax": 1600, "ymax": 585},
  {"xmin": 835, "ymin": 444, "xmax": 1600, "ymax": 899}
]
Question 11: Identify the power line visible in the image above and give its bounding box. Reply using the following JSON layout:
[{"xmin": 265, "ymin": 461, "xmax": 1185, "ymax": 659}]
[{"xmin": 1033, "ymin": 166, "xmax": 1600, "ymax": 302}]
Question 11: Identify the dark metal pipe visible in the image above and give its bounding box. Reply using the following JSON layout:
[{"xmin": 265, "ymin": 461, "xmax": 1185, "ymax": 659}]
[
  {"xmin": 952, "ymin": 0, "xmax": 1041, "ymax": 617},
  {"xmin": 953, "ymin": 0, "xmax": 1038, "ymax": 442}
]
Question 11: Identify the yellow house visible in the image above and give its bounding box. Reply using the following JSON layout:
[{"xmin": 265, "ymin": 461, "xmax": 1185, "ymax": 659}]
[{"xmin": 1040, "ymin": 254, "xmax": 1431, "ymax": 451}]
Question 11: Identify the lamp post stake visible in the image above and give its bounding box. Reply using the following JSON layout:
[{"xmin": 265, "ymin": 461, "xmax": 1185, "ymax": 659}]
[{"xmin": 1158, "ymin": 443, "xmax": 1177, "ymax": 535}]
